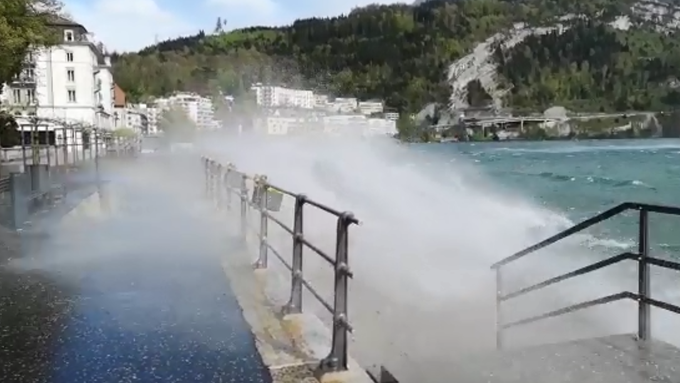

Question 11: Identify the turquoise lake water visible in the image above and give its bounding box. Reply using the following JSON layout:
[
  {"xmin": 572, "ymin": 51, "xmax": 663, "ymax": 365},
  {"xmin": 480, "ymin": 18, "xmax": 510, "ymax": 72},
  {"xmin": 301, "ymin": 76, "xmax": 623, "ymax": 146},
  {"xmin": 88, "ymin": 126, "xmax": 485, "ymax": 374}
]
[{"xmin": 426, "ymin": 139, "xmax": 680, "ymax": 258}]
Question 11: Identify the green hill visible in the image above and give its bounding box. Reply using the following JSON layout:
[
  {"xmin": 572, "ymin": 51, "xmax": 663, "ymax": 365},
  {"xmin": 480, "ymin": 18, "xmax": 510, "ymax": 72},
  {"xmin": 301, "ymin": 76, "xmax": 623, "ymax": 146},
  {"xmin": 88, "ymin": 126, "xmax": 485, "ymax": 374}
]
[{"xmin": 111, "ymin": 0, "xmax": 680, "ymax": 113}]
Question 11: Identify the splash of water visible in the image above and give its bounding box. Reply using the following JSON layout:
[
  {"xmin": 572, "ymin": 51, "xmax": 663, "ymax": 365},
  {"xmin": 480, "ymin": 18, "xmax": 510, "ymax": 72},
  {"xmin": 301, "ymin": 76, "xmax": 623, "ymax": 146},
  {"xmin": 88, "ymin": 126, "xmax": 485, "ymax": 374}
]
[{"xmin": 200, "ymin": 133, "xmax": 680, "ymax": 380}]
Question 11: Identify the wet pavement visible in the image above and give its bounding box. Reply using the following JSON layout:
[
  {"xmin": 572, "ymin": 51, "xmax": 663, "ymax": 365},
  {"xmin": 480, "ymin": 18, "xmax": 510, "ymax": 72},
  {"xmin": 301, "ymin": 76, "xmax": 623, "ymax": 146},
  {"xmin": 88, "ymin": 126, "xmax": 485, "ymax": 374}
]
[{"xmin": 0, "ymin": 163, "xmax": 272, "ymax": 383}]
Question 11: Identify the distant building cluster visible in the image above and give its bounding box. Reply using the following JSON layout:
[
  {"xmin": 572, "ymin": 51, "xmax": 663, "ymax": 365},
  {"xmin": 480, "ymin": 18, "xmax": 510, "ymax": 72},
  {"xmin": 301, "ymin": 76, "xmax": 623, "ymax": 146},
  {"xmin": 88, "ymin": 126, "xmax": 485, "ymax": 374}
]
[
  {"xmin": 122, "ymin": 92, "xmax": 219, "ymax": 135},
  {"xmin": 250, "ymin": 83, "xmax": 398, "ymax": 137},
  {"xmin": 253, "ymin": 110, "xmax": 397, "ymax": 137},
  {"xmin": 252, "ymin": 83, "xmax": 395, "ymax": 117}
]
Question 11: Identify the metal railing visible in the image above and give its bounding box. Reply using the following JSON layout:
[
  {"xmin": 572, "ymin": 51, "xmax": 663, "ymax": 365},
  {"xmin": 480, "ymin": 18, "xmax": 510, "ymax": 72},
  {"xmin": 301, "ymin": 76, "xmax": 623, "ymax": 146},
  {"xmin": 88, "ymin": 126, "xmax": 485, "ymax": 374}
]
[
  {"xmin": 201, "ymin": 156, "xmax": 358, "ymax": 376},
  {"xmin": 491, "ymin": 202, "xmax": 680, "ymax": 349}
]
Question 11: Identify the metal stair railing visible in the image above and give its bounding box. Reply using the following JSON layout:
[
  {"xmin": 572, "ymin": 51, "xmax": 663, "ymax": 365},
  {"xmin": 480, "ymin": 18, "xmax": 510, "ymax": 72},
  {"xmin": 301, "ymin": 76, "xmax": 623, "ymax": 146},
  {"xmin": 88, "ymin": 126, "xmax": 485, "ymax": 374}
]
[
  {"xmin": 201, "ymin": 156, "xmax": 359, "ymax": 376},
  {"xmin": 491, "ymin": 202, "xmax": 680, "ymax": 349}
]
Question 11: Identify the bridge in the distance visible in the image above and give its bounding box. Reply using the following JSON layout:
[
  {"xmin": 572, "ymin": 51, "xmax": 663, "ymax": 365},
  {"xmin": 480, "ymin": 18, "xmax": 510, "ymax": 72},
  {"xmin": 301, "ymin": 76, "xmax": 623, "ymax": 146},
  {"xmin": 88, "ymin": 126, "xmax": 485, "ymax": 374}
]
[{"xmin": 2, "ymin": 149, "xmax": 680, "ymax": 383}]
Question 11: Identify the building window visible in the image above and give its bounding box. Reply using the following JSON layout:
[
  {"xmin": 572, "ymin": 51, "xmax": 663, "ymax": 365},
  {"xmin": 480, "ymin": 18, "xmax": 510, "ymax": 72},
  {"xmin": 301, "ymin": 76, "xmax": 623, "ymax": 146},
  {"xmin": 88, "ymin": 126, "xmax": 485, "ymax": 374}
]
[
  {"xmin": 64, "ymin": 30, "xmax": 74, "ymax": 42},
  {"xmin": 67, "ymin": 89, "xmax": 76, "ymax": 103},
  {"xmin": 66, "ymin": 51, "xmax": 73, "ymax": 62},
  {"xmin": 67, "ymin": 69, "xmax": 75, "ymax": 82},
  {"xmin": 26, "ymin": 89, "xmax": 35, "ymax": 104},
  {"xmin": 12, "ymin": 89, "xmax": 21, "ymax": 103}
]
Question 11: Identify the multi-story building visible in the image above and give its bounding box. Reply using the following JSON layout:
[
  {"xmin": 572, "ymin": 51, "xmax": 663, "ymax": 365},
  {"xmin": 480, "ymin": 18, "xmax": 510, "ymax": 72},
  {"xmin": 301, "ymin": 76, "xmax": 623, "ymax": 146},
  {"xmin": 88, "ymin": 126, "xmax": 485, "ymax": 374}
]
[
  {"xmin": 358, "ymin": 100, "xmax": 384, "ymax": 115},
  {"xmin": 152, "ymin": 93, "xmax": 214, "ymax": 130},
  {"xmin": 327, "ymin": 98, "xmax": 358, "ymax": 113},
  {"xmin": 314, "ymin": 94, "xmax": 329, "ymax": 109},
  {"xmin": 384, "ymin": 112, "xmax": 400, "ymax": 121},
  {"xmin": 253, "ymin": 84, "xmax": 314, "ymax": 109},
  {"xmin": 255, "ymin": 112, "xmax": 396, "ymax": 137},
  {"xmin": 3, "ymin": 17, "xmax": 115, "ymax": 134},
  {"xmin": 142, "ymin": 105, "xmax": 160, "ymax": 135}
]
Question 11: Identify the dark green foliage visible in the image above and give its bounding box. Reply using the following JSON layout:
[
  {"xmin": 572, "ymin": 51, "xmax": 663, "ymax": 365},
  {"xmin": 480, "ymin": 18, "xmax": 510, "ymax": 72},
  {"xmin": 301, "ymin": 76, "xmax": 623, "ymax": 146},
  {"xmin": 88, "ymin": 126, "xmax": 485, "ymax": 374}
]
[
  {"xmin": 495, "ymin": 20, "xmax": 680, "ymax": 111},
  {"xmin": 0, "ymin": 113, "xmax": 21, "ymax": 148}
]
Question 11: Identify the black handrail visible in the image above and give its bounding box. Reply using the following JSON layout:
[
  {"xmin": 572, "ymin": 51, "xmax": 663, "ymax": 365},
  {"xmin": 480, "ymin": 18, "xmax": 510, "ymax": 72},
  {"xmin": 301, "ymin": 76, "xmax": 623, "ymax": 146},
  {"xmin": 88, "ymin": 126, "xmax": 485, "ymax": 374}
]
[
  {"xmin": 492, "ymin": 202, "xmax": 680, "ymax": 349},
  {"xmin": 201, "ymin": 156, "xmax": 357, "ymax": 377}
]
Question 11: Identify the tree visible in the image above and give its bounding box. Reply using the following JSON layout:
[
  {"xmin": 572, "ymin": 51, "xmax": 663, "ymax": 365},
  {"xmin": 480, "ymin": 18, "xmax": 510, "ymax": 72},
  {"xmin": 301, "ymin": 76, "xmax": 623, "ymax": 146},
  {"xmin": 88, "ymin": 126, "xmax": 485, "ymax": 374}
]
[
  {"xmin": 0, "ymin": 112, "xmax": 21, "ymax": 148},
  {"xmin": 396, "ymin": 115, "xmax": 417, "ymax": 141},
  {"xmin": 158, "ymin": 106, "xmax": 197, "ymax": 142},
  {"xmin": 112, "ymin": 127, "xmax": 138, "ymax": 139},
  {"xmin": 0, "ymin": 0, "xmax": 63, "ymax": 85}
]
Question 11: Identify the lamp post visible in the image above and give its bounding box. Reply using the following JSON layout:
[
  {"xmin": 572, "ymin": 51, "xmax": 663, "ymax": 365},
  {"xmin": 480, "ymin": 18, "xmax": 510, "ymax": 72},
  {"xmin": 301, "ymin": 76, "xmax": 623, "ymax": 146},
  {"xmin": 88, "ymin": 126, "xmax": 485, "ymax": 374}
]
[
  {"xmin": 54, "ymin": 125, "xmax": 63, "ymax": 168},
  {"xmin": 62, "ymin": 123, "xmax": 70, "ymax": 167}
]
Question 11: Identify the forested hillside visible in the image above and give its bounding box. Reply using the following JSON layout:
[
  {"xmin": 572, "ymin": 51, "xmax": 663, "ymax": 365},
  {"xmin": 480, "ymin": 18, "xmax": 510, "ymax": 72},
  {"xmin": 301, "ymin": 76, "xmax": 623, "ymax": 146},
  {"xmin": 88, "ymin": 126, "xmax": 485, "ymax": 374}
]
[
  {"xmin": 495, "ymin": 21, "xmax": 680, "ymax": 112},
  {"xmin": 112, "ymin": 0, "xmax": 680, "ymax": 112}
]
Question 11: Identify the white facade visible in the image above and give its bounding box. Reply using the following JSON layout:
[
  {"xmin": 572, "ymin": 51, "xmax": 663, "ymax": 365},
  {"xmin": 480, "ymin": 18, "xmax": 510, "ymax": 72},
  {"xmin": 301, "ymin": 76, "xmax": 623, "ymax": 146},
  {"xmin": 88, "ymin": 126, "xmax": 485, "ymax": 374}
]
[
  {"xmin": 256, "ymin": 114, "xmax": 396, "ymax": 137},
  {"xmin": 253, "ymin": 84, "xmax": 314, "ymax": 109},
  {"xmin": 153, "ymin": 93, "xmax": 214, "ymax": 130},
  {"xmin": 384, "ymin": 112, "xmax": 400, "ymax": 121},
  {"xmin": 314, "ymin": 94, "xmax": 329, "ymax": 109},
  {"xmin": 358, "ymin": 100, "xmax": 384, "ymax": 115},
  {"xmin": 2, "ymin": 20, "xmax": 114, "ymax": 133},
  {"xmin": 125, "ymin": 109, "xmax": 143, "ymax": 132},
  {"xmin": 327, "ymin": 98, "xmax": 358, "ymax": 113},
  {"xmin": 143, "ymin": 105, "xmax": 160, "ymax": 135}
]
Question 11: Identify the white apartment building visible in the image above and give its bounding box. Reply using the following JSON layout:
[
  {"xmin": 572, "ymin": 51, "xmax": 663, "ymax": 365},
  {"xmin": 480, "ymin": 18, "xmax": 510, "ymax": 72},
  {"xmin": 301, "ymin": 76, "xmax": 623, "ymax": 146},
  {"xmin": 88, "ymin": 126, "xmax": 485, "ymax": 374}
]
[
  {"xmin": 384, "ymin": 112, "xmax": 399, "ymax": 121},
  {"xmin": 145, "ymin": 106, "xmax": 160, "ymax": 135},
  {"xmin": 256, "ymin": 114, "xmax": 396, "ymax": 137},
  {"xmin": 314, "ymin": 94, "xmax": 329, "ymax": 109},
  {"xmin": 127, "ymin": 103, "xmax": 158, "ymax": 135},
  {"xmin": 358, "ymin": 100, "xmax": 384, "ymax": 115},
  {"xmin": 154, "ymin": 93, "xmax": 215, "ymax": 130},
  {"xmin": 2, "ymin": 17, "xmax": 115, "ymax": 134},
  {"xmin": 327, "ymin": 98, "xmax": 358, "ymax": 113},
  {"xmin": 253, "ymin": 84, "xmax": 314, "ymax": 109}
]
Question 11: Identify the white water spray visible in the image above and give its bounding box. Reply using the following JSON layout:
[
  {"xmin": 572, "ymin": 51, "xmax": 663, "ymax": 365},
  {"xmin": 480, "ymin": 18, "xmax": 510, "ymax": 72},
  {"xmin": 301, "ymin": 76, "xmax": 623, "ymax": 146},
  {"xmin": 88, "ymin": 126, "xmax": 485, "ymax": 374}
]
[{"xmin": 201, "ymin": 133, "xmax": 678, "ymax": 381}]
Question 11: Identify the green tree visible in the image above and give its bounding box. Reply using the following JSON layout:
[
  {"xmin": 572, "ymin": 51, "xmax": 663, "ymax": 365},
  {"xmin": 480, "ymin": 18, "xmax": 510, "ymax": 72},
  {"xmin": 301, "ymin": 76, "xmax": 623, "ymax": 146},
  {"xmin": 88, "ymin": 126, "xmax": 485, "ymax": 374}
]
[
  {"xmin": 0, "ymin": 112, "xmax": 21, "ymax": 148},
  {"xmin": 158, "ymin": 107, "xmax": 197, "ymax": 142},
  {"xmin": 0, "ymin": 0, "xmax": 63, "ymax": 85},
  {"xmin": 112, "ymin": 127, "xmax": 138, "ymax": 139}
]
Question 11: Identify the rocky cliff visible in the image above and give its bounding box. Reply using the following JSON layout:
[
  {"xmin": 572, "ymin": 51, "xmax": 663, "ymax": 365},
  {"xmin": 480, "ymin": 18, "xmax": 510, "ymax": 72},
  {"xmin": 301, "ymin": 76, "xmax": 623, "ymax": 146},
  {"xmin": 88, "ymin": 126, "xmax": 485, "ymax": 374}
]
[{"xmin": 447, "ymin": 0, "xmax": 680, "ymax": 111}]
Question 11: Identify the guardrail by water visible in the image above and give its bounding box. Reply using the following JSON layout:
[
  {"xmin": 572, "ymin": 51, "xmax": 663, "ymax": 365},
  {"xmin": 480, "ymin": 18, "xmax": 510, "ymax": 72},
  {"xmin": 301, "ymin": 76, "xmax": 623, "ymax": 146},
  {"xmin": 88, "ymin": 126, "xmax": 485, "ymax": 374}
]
[
  {"xmin": 492, "ymin": 202, "xmax": 680, "ymax": 349},
  {"xmin": 201, "ymin": 156, "xmax": 358, "ymax": 377}
]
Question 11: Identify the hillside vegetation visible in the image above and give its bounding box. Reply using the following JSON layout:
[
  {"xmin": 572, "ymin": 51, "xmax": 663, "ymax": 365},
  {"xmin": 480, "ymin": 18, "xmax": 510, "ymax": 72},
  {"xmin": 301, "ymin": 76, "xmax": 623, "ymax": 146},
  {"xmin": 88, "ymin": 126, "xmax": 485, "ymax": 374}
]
[
  {"xmin": 112, "ymin": 0, "xmax": 680, "ymax": 112},
  {"xmin": 496, "ymin": 21, "xmax": 680, "ymax": 112}
]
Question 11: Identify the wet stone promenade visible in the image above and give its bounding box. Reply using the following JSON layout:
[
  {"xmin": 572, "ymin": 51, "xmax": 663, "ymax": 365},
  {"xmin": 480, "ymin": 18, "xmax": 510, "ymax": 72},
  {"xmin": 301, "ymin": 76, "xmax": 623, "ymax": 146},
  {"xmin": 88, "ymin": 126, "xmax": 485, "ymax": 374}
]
[{"xmin": 0, "ymin": 161, "xmax": 272, "ymax": 383}]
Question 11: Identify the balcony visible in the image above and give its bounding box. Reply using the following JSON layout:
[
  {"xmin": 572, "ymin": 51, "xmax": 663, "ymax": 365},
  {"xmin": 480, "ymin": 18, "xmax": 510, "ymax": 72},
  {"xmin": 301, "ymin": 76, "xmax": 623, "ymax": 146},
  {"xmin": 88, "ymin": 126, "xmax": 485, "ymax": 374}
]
[{"xmin": 10, "ymin": 75, "xmax": 37, "ymax": 85}]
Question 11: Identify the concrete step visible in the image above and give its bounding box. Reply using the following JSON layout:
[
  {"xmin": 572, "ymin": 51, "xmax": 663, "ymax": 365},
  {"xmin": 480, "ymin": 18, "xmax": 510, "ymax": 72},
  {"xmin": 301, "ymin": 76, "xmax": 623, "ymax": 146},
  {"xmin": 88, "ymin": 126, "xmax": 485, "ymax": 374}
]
[{"xmin": 435, "ymin": 334, "xmax": 680, "ymax": 383}]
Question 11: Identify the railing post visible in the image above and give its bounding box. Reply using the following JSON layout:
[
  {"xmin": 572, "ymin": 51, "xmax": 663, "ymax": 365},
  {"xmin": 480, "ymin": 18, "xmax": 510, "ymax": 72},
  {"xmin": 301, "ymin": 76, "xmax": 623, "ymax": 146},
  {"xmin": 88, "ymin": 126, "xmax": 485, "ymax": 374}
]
[
  {"xmin": 282, "ymin": 194, "xmax": 306, "ymax": 315},
  {"xmin": 216, "ymin": 163, "xmax": 223, "ymax": 210},
  {"xmin": 318, "ymin": 212, "xmax": 353, "ymax": 374},
  {"xmin": 239, "ymin": 173, "xmax": 248, "ymax": 240},
  {"xmin": 254, "ymin": 176, "xmax": 269, "ymax": 269},
  {"xmin": 203, "ymin": 157, "xmax": 209, "ymax": 197},
  {"xmin": 495, "ymin": 267, "xmax": 504, "ymax": 350},
  {"xmin": 637, "ymin": 208, "xmax": 651, "ymax": 341},
  {"xmin": 224, "ymin": 164, "xmax": 233, "ymax": 210},
  {"xmin": 209, "ymin": 160, "xmax": 216, "ymax": 201},
  {"xmin": 9, "ymin": 173, "xmax": 28, "ymax": 230}
]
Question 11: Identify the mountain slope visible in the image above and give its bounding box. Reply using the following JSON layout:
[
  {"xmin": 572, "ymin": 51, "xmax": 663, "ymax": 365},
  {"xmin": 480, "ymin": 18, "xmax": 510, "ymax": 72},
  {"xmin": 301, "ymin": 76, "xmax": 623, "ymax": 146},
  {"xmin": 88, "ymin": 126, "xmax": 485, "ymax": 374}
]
[{"xmin": 112, "ymin": 0, "xmax": 680, "ymax": 112}]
